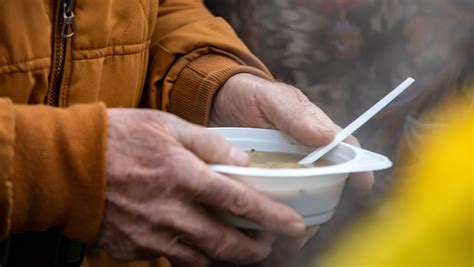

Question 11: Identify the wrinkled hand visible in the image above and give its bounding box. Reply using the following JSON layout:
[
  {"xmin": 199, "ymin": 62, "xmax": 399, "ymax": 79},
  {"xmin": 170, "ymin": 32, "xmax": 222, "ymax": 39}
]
[
  {"xmin": 211, "ymin": 73, "xmax": 374, "ymax": 190},
  {"xmin": 97, "ymin": 109, "xmax": 307, "ymax": 267},
  {"xmin": 211, "ymin": 73, "xmax": 375, "ymax": 249}
]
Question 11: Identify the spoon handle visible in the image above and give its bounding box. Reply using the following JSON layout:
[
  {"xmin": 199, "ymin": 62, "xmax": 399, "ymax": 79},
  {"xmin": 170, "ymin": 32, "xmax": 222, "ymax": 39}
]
[{"xmin": 298, "ymin": 77, "xmax": 415, "ymax": 165}]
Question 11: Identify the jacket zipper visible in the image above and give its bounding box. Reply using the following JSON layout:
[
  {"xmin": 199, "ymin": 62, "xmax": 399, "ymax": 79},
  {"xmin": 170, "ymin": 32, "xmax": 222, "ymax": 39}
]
[{"xmin": 49, "ymin": 0, "xmax": 76, "ymax": 107}]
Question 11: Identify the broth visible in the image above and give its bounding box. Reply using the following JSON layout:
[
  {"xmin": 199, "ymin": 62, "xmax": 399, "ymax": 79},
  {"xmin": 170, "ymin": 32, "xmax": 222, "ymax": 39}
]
[{"xmin": 246, "ymin": 150, "xmax": 333, "ymax": 168}]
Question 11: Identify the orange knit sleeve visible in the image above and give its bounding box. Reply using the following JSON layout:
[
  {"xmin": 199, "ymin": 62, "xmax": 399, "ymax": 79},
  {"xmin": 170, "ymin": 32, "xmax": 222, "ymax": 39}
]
[
  {"xmin": 144, "ymin": 0, "xmax": 273, "ymax": 125},
  {"xmin": 0, "ymin": 100, "xmax": 107, "ymax": 245}
]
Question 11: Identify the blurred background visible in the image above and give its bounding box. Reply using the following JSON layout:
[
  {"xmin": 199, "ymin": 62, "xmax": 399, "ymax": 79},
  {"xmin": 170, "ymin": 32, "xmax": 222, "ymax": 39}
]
[{"xmin": 205, "ymin": 0, "xmax": 473, "ymax": 266}]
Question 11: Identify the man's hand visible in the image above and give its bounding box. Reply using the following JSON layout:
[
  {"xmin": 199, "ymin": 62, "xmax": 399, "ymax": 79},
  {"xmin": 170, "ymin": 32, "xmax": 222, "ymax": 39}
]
[
  {"xmin": 211, "ymin": 73, "xmax": 374, "ymax": 191},
  {"xmin": 211, "ymin": 73, "xmax": 375, "ymax": 251},
  {"xmin": 97, "ymin": 109, "xmax": 306, "ymax": 267}
]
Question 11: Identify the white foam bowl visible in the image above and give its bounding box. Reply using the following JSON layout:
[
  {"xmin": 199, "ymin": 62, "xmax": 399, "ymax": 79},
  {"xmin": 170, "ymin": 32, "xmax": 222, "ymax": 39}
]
[{"xmin": 208, "ymin": 128, "xmax": 392, "ymax": 229}]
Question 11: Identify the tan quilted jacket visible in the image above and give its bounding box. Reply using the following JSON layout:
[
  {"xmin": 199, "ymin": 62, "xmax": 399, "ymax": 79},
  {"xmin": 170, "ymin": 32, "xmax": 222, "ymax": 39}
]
[{"xmin": 0, "ymin": 0, "xmax": 271, "ymax": 266}]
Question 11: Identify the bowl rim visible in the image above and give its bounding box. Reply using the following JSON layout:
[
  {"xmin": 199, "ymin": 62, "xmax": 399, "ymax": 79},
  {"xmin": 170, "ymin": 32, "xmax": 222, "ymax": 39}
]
[{"xmin": 208, "ymin": 128, "xmax": 392, "ymax": 177}]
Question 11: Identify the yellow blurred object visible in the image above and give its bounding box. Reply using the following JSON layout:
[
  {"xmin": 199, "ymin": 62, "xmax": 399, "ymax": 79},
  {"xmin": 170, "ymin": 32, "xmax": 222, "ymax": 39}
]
[{"xmin": 314, "ymin": 100, "xmax": 473, "ymax": 266}]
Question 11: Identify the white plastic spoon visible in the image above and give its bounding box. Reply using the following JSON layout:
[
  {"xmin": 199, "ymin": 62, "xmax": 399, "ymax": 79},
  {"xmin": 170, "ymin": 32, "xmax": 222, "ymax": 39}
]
[{"xmin": 298, "ymin": 77, "xmax": 415, "ymax": 165}]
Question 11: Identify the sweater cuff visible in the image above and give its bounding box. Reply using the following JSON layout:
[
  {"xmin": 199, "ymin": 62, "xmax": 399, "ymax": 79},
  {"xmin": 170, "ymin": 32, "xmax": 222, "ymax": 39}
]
[
  {"xmin": 0, "ymin": 99, "xmax": 15, "ymax": 240},
  {"xmin": 11, "ymin": 103, "xmax": 107, "ymax": 244},
  {"xmin": 169, "ymin": 54, "xmax": 272, "ymax": 126}
]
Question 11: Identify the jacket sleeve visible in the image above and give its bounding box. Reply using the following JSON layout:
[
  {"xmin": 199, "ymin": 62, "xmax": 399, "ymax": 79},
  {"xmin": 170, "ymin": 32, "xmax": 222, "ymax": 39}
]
[
  {"xmin": 0, "ymin": 98, "xmax": 107, "ymax": 245},
  {"xmin": 144, "ymin": 0, "xmax": 273, "ymax": 126}
]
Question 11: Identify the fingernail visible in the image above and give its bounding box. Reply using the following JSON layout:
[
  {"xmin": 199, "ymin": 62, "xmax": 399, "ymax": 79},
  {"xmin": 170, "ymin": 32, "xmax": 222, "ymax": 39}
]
[
  {"xmin": 310, "ymin": 122, "xmax": 332, "ymax": 131},
  {"xmin": 230, "ymin": 147, "xmax": 250, "ymax": 166},
  {"xmin": 288, "ymin": 221, "xmax": 306, "ymax": 237},
  {"xmin": 322, "ymin": 129, "xmax": 335, "ymax": 136},
  {"xmin": 322, "ymin": 126, "xmax": 335, "ymax": 132},
  {"xmin": 313, "ymin": 122, "xmax": 335, "ymax": 134},
  {"xmin": 319, "ymin": 128, "xmax": 335, "ymax": 143}
]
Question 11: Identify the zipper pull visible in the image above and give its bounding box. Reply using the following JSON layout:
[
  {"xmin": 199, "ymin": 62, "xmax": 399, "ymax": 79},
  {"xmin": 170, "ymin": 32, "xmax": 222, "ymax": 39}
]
[{"xmin": 62, "ymin": 0, "xmax": 76, "ymax": 38}]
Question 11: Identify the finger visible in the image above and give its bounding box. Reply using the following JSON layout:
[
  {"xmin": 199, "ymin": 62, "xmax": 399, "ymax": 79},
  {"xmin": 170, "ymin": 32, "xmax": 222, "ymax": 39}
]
[
  {"xmin": 306, "ymin": 225, "xmax": 320, "ymax": 238},
  {"xmin": 342, "ymin": 134, "xmax": 375, "ymax": 191},
  {"xmin": 173, "ymin": 119, "xmax": 249, "ymax": 166},
  {"xmin": 241, "ymin": 230, "xmax": 278, "ymax": 248},
  {"xmin": 166, "ymin": 243, "xmax": 211, "ymax": 267},
  {"xmin": 349, "ymin": 171, "xmax": 374, "ymax": 192},
  {"xmin": 271, "ymin": 225, "xmax": 319, "ymax": 255},
  {"xmin": 169, "ymin": 149, "xmax": 306, "ymax": 237},
  {"xmin": 259, "ymin": 84, "xmax": 337, "ymax": 146},
  {"xmin": 277, "ymin": 102, "xmax": 336, "ymax": 147},
  {"xmin": 169, "ymin": 204, "xmax": 272, "ymax": 264},
  {"xmin": 187, "ymin": 163, "xmax": 306, "ymax": 237},
  {"xmin": 294, "ymin": 225, "xmax": 320, "ymax": 250},
  {"xmin": 134, "ymin": 231, "xmax": 210, "ymax": 267},
  {"xmin": 253, "ymin": 231, "xmax": 278, "ymax": 247}
]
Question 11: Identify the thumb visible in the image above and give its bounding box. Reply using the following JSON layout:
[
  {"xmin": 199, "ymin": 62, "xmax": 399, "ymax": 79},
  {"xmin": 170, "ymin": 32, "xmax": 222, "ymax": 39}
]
[
  {"xmin": 173, "ymin": 122, "xmax": 249, "ymax": 166},
  {"xmin": 256, "ymin": 82, "xmax": 338, "ymax": 147},
  {"xmin": 270, "ymin": 100, "xmax": 337, "ymax": 147}
]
